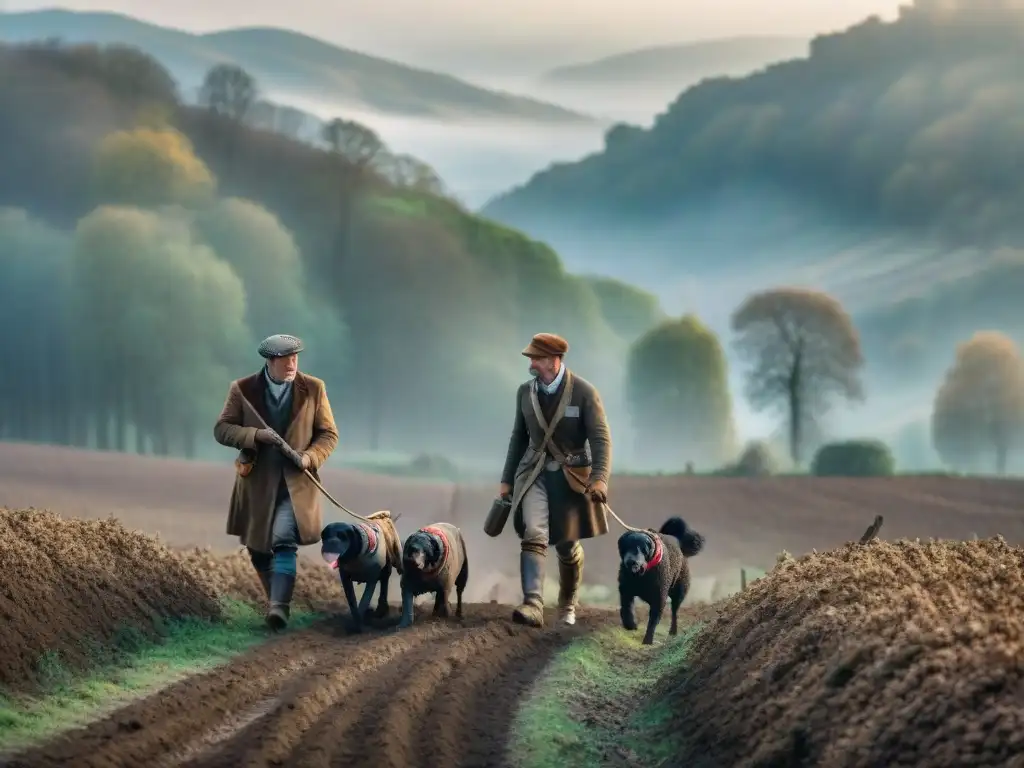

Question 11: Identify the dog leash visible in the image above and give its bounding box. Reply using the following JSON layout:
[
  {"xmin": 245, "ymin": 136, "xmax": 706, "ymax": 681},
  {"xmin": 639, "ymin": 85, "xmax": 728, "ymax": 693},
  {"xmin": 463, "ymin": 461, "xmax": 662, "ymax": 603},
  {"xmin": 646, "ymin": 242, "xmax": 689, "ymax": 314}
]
[
  {"xmin": 237, "ymin": 391, "xmax": 394, "ymax": 525},
  {"xmin": 603, "ymin": 503, "xmax": 644, "ymax": 533}
]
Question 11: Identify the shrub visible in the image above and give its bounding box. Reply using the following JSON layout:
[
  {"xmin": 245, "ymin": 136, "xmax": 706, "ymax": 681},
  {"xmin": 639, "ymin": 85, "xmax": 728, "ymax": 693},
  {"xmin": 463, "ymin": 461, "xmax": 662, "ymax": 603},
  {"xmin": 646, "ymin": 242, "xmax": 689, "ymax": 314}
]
[
  {"xmin": 811, "ymin": 440, "xmax": 896, "ymax": 477},
  {"xmin": 733, "ymin": 440, "xmax": 778, "ymax": 477}
]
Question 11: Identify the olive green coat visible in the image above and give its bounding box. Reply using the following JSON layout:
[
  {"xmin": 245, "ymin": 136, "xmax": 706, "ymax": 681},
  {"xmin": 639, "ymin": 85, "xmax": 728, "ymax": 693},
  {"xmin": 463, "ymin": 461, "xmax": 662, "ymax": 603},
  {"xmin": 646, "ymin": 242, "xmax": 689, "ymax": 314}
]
[
  {"xmin": 213, "ymin": 370, "xmax": 339, "ymax": 552},
  {"xmin": 500, "ymin": 369, "xmax": 612, "ymax": 546}
]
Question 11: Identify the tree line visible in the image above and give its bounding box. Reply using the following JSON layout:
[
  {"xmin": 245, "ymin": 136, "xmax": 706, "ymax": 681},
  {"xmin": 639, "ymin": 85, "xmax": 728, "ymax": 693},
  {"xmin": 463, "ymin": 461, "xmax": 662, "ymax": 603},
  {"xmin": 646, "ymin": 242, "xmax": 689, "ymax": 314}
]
[
  {"xmin": 0, "ymin": 40, "xmax": 666, "ymax": 464},
  {"xmin": 627, "ymin": 286, "xmax": 1024, "ymax": 475},
  {"xmin": 0, "ymin": 40, "xmax": 1018, "ymax": 474}
]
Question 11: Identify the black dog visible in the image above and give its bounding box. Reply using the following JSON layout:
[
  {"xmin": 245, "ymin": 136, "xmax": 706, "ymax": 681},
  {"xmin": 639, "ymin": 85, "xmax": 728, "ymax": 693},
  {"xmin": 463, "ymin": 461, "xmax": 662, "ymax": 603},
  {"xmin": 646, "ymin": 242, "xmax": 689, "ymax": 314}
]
[
  {"xmin": 398, "ymin": 522, "xmax": 468, "ymax": 629},
  {"xmin": 321, "ymin": 516, "xmax": 402, "ymax": 633},
  {"xmin": 618, "ymin": 516, "xmax": 705, "ymax": 645}
]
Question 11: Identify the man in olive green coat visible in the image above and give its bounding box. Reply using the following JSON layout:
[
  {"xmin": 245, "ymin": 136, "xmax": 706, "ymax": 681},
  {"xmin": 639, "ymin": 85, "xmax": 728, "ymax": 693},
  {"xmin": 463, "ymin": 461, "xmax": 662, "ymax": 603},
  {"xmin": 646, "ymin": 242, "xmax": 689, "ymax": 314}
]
[
  {"xmin": 499, "ymin": 332, "xmax": 612, "ymax": 628},
  {"xmin": 214, "ymin": 334, "xmax": 339, "ymax": 629}
]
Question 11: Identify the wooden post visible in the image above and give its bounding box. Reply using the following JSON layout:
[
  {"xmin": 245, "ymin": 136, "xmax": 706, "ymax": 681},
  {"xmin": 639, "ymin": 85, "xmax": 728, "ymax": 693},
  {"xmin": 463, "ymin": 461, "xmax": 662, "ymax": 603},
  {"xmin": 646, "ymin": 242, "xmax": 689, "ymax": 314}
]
[{"xmin": 740, "ymin": 568, "xmax": 747, "ymax": 591}]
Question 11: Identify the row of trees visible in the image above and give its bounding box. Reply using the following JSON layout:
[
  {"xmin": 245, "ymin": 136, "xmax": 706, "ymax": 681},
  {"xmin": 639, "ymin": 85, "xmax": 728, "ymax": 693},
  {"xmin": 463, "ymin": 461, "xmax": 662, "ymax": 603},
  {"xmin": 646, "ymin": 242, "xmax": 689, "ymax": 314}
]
[
  {"xmin": 625, "ymin": 287, "xmax": 1024, "ymax": 475},
  {"xmin": 2, "ymin": 41, "xmax": 1019, "ymax": 474},
  {"xmin": 0, "ymin": 41, "xmax": 668, "ymax": 464}
]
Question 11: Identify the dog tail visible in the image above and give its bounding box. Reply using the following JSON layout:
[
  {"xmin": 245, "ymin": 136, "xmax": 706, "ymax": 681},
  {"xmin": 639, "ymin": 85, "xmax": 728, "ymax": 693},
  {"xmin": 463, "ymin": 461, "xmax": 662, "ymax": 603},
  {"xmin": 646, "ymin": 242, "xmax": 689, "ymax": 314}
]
[{"xmin": 659, "ymin": 516, "xmax": 705, "ymax": 557}]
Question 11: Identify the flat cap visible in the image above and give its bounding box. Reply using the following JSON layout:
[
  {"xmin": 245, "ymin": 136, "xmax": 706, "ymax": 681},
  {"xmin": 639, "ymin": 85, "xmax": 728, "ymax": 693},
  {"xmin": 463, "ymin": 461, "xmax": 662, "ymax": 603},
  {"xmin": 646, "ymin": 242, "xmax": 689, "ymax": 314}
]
[
  {"xmin": 521, "ymin": 332, "xmax": 569, "ymax": 358},
  {"xmin": 258, "ymin": 334, "xmax": 304, "ymax": 359}
]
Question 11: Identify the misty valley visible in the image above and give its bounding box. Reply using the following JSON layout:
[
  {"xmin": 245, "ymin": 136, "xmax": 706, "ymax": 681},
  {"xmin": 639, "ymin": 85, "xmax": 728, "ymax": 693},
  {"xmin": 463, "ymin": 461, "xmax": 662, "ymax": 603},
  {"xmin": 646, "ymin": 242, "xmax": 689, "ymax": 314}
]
[{"xmin": 1, "ymin": 0, "xmax": 1023, "ymax": 479}]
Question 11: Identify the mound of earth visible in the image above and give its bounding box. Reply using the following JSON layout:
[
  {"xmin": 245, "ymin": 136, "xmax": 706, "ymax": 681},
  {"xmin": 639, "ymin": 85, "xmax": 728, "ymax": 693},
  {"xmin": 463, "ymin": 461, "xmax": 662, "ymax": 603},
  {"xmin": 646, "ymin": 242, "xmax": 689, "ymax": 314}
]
[
  {"xmin": 663, "ymin": 536, "xmax": 1024, "ymax": 767},
  {"xmin": 173, "ymin": 546, "xmax": 350, "ymax": 609},
  {"xmin": 0, "ymin": 507, "xmax": 357, "ymax": 697},
  {"xmin": 0, "ymin": 507, "xmax": 224, "ymax": 695}
]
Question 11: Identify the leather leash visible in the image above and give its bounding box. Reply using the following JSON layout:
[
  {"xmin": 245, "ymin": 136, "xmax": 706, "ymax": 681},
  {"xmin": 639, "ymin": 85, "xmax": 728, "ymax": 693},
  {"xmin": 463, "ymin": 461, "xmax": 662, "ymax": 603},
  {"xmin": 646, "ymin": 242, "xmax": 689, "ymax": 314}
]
[{"xmin": 237, "ymin": 391, "xmax": 396, "ymax": 525}]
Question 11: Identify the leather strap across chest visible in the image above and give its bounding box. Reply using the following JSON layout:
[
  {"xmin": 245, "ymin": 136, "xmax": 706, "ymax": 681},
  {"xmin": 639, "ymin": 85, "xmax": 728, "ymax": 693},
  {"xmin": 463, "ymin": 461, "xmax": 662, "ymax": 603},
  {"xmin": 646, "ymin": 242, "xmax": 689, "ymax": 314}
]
[{"xmin": 419, "ymin": 526, "xmax": 450, "ymax": 576}]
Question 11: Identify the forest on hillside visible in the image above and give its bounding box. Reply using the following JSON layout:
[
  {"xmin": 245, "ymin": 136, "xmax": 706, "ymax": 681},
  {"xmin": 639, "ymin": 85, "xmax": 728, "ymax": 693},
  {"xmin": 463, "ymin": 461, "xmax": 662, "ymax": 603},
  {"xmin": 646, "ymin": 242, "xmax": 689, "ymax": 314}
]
[
  {"xmin": 3, "ymin": 30, "xmax": 1022, "ymax": 477},
  {"xmin": 0, "ymin": 41, "xmax": 667, "ymax": 468},
  {"xmin": 482, "ymin": 0, "xmax": 1024, "ymax": 444},
  {"xmin": 487, "ymin": 0, "xmax": 1024, "ymax": 249}
]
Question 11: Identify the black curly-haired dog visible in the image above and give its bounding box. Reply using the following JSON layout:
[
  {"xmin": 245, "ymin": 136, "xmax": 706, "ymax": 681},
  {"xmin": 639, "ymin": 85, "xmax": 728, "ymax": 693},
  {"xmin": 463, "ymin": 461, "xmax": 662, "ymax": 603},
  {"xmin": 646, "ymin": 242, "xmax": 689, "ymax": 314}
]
[
  {"xmin": 398, "ymin": 522, "xmax": 468, "ymax": 629},
  {"xmin": 321, "ymin": 515, "xmax": 402, "ymax": 633},
  {"xmin": 618, "ymin": 516, "xmax": 705, "ymax": 645}
]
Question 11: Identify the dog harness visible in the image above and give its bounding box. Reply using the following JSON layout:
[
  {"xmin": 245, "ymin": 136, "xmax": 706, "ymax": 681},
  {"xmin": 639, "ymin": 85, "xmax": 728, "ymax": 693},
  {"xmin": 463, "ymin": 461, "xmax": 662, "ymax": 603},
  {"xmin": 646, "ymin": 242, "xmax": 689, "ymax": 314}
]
[
  {"xmin": 330, "ymin": 523, "xmax": 380, "ymax": 571},
  {"xmin": 642, "ymin": 532, "xmax": 664, "ymax": 572},
  {"xmin": 419, "ymin": 525, "xmax": 451, "ymax": 576}
]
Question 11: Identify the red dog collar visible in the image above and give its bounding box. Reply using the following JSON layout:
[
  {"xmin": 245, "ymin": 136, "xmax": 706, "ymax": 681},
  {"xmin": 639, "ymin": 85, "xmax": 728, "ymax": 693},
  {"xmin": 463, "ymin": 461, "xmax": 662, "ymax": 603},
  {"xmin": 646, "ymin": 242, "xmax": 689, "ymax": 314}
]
[
  {"xmin": 643, "ymin": 533, "xmax": 664, "ymax": 572},
  {"xmin": 420, "ymin": 525, "xmax": 450, "ymax": 575}
]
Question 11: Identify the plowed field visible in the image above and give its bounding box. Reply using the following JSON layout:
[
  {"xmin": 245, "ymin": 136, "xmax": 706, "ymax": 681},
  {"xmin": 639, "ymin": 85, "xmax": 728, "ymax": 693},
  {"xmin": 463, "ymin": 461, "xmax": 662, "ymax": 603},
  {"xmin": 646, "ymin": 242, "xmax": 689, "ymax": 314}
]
[
  {"xmin": 4, "ymin": 442, "xmax": 1024, "ymax": 767},
  {"xmin": 5, "ymin": 605, "xmax": 599, "ymax": 768}
]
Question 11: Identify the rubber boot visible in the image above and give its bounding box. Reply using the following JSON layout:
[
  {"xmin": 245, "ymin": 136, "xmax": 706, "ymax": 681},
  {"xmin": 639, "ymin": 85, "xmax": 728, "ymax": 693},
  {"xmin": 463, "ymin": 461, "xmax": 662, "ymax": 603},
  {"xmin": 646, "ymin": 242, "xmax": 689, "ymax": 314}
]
[
  {"xmin": 256, "ymin": 569, "xmax": 272, "ymax": 603},
  {"xmin": 512, "ymin": 549, "xmax": 545, "ymax": 628},
  {"xmin": 266, "ymin": 572, "xmax": 296, "ymax": 630},
  {"xmin": 557, "ymin": 545, "xmax": 583, "ymax": 626}
]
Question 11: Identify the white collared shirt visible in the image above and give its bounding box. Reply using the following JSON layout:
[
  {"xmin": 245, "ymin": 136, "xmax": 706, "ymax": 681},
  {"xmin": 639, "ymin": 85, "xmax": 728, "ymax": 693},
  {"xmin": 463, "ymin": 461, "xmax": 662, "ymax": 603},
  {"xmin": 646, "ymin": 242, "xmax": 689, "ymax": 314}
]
[{"xmin": 537, "ymin": 363, "xmax": 566, "ymax": 395}]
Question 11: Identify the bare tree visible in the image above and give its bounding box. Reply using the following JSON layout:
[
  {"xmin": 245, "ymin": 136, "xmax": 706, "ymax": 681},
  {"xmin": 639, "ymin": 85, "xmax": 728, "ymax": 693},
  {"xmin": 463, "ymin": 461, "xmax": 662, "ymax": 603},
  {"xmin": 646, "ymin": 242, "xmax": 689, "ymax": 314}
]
[
  {"xmin": 322, "ymin": 118, "xmax": 386, "ymax": 168},
  {"xmin": 932, "ymin": 331, "xmax": 1024, "ymax": 474},
  {"xmin": 731, "ymin": 287, "xmax": 864, "ymax": 465},
  {"xmin": 379, "ymin": 153, "xmax": 447, "ymax": 195},
  {"xmin": 198, "ymin": 63, "xmax": 258, "ymax": 121}
]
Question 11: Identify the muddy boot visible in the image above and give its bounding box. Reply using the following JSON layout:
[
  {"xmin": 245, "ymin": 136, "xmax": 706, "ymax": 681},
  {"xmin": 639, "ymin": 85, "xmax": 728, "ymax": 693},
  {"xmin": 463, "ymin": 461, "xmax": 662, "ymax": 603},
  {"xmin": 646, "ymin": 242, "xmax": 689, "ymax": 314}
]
[
  {"xmin": 266, "ymin": 572, "xmax": 296, "ymax": 631},
  {"xmin": 512, "ymin": 549, "xmax": 545, "ymax": 628},
  {"xmin": 557, "ymin": 545, "xmax": 583, "ymax": 626}
]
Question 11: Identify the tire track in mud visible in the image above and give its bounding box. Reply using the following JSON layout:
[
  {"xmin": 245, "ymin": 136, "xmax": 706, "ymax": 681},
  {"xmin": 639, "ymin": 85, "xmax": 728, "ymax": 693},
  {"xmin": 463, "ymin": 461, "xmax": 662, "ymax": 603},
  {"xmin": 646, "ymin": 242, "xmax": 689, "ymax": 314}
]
[{"xmin": 5, "ymin": 605, "xmax": 606, "ymax": 768}]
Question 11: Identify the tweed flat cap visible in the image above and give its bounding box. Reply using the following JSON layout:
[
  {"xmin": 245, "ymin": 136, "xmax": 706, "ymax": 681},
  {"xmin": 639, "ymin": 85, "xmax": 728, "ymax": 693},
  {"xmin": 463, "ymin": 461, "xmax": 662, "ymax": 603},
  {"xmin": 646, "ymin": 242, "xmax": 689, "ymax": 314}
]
[
  {"xmin": 522, "ymin": 332, "xmax": 569, "ymax": 358},
  {"xmin": 258, "ymin": 334, "xmax": 304, "ymax": 359}
]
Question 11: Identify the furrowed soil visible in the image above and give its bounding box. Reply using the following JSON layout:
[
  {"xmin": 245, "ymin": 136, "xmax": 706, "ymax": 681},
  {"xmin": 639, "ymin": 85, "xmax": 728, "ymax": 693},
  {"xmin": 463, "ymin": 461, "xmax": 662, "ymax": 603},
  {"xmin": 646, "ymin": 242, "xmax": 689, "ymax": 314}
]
[
  {"xmin": 5, "ymin": 604, "xmax": 598, "ymax": 768},
  {"xmin": 6, "ymin": 443, "xmax": 1024, "ymax": 766},
  {"xmin": 0, "ymin": 504, "xmax": 603, "ymax": 768}
]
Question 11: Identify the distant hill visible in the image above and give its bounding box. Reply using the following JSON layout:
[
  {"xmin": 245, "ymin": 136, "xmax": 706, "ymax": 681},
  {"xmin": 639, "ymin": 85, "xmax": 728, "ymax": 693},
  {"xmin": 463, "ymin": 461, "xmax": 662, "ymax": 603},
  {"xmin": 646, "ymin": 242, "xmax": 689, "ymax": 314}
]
[
  {"xmin": 541, "ymin": 35, "xmax": 809, "ymax": 87},
  {"xmin": 482, "ymin": 2, "xmax": 1024, "ymax": 398},
  {"xmin": 485, "ymin": 3, "xmax": 1024, "ymax": 255},
  {"xmin": 0, "ymin": 9, "xmax": 594, "ymax": 123}
]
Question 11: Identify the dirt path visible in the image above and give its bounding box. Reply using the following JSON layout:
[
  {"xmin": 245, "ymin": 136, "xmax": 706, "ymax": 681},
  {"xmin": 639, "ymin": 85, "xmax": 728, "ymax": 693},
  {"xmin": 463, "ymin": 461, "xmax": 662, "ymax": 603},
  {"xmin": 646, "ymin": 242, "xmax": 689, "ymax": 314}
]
[{"xmin": 3, "ymin": 605, "xmax": 604, "ymax": 768}]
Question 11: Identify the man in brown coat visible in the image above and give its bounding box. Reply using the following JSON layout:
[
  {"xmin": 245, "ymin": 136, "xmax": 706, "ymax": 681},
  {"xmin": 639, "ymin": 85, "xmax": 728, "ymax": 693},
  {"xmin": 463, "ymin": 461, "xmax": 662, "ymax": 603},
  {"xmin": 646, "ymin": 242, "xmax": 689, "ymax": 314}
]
[
  {"xmin": 499, "ymin": 332, "xmax": 612, "ymax": 628},
  {"xmin": 214, "ymin": 334, "xmax": 339, "ymax": 629}
]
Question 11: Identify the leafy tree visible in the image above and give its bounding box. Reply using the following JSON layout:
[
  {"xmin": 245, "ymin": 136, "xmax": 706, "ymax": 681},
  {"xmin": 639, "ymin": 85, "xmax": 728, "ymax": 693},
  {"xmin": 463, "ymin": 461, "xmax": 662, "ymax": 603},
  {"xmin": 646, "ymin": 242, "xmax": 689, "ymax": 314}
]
[
  {"xmin": 0, "ymin": 208, "xmax": 75, "ymax": 444},
  {"xmin": 93, "ymin": 126, "xmax": 216, "ymax": 209},
  {"xmin": 191, "ymin": 197, "xmax": 349, "ymax": 387},
  {"xmin": 932, "ymin": 331, "xmax": 1024, "ymax": 474},
  {"xmin": 70, "ymin": 205, "xmax": 251, "ymax": 456},
  {"xmin": 731, "ymin": 287, "xmax": 864, "ymax": 466},
  {"xmin": 583, "ymin": 275, "xmax": 667, "ymax": 342},
  {"xmin": 626, "ymin": 315, "xmax": 735, "ymax": 469}
]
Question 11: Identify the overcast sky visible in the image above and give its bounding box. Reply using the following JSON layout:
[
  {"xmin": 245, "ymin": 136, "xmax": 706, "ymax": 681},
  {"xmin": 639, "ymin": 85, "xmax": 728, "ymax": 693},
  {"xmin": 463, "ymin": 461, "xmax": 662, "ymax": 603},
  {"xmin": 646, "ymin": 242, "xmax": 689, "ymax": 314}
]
[{"xmin": 5, "ymin": 0, "xmax": 907, "ymax": 73}]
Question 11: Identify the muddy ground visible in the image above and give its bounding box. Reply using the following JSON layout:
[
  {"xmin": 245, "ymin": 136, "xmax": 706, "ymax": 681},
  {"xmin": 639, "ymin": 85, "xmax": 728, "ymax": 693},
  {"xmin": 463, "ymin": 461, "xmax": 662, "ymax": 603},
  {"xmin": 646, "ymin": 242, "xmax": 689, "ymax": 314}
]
[
  {"xmin": 4, "ymin": 443, "xmax": 1024, "ymax": 767},
  {"xmin": 5, "ymin": 604, "xmax": 605, "ymax": 768}
]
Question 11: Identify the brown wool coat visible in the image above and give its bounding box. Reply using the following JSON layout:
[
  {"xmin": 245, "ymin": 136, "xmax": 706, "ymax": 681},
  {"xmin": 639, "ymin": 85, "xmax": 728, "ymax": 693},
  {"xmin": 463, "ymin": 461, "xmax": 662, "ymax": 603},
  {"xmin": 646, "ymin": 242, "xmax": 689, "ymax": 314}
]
[
  {"xmin": 500, "ymin": 369, "xmax": 612, "ymax": 546},
  {"xmin": 213, "ymin": 370, "xmax": 339, "ymax": 553}
]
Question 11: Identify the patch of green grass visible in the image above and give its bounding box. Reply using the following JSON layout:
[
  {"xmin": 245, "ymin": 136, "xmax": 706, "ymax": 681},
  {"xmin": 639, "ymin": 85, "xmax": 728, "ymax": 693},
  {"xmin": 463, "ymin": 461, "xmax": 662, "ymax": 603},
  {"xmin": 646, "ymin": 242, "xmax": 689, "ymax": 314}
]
[
  {"xmin": 509, "ymin": 621, "xmax": 703, "ymax": 768},
  {"xmin": 0, "ymin": 599, "xmax": 320, "ymax": 754}
]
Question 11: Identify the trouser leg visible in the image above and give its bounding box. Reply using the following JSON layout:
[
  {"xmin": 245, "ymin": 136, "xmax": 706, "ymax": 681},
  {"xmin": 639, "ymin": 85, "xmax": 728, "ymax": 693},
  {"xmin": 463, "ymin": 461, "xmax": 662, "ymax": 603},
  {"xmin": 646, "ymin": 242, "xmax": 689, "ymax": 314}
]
[
  {"xmin": 513, "ymin": 477, "xmax": 549, "ymax": 628},
  {"xmin": 555, "ymin": 540, "xmax": 583, "ymax": 625},
  {"xmin": 266, "ymin": 492, "xmax": 299, "ymax": 630}
]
